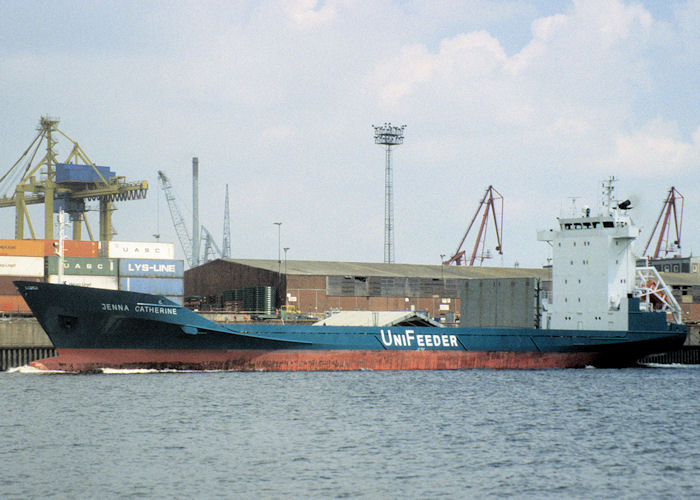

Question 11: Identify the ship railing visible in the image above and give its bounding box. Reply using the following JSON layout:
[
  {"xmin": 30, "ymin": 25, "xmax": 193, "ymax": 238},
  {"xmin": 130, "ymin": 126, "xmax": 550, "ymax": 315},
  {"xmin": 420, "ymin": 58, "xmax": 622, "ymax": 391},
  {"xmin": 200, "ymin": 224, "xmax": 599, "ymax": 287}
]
[{"xmin": 634, "ymin": 267, "xmax": 682, "ymax": 324}]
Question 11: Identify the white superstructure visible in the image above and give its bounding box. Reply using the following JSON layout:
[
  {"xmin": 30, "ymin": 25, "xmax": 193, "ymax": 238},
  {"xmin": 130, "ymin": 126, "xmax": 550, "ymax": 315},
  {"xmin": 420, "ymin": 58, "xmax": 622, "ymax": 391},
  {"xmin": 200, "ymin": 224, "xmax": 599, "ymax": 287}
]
[{"xmin": 537, "ymin": 178, "xmax": 676, "ymax": 331}]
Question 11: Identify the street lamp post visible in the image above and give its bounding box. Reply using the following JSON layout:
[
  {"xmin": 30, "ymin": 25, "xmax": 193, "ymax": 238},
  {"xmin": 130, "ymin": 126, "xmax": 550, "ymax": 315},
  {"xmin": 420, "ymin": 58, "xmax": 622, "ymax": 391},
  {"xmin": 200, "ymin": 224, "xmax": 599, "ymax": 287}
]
[
  {"xmin": 283, "ymin": 247, "xmax": 290, "ymax": 307},
  {"xmin": 274, "ymin": 222, "xmax": 282, "ymax": 276},
  {"xmin": 440, "ymin": 254, "xmax": 446, "ymax": 285}
]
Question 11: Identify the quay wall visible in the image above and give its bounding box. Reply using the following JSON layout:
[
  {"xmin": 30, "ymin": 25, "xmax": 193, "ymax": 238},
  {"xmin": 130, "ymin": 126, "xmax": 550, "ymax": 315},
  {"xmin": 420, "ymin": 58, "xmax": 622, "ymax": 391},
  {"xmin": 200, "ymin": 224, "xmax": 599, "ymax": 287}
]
[{"xmin": 0, "ymin": 317, "xmax": 55, "ymax": 371}]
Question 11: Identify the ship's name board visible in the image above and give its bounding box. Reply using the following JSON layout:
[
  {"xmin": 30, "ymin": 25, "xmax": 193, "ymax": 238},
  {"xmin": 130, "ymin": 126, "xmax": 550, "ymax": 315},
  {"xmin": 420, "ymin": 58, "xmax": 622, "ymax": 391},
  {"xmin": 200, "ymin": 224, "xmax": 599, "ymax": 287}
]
[
  {"xmin": 101, "ymin": 303, "xmax": 177, "ymax": 315},
  {"xmin": 379, "ymin": 329, "xmax": 459, "ymax": 349}
]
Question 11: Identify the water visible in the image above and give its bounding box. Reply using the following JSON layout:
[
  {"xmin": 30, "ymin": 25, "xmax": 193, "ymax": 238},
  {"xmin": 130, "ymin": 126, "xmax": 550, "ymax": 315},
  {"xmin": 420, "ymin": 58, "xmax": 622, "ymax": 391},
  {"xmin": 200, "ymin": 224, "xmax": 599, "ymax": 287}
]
[{"xmin": 2, "ymin": 367, "xmax": 699, "ymax": 499}]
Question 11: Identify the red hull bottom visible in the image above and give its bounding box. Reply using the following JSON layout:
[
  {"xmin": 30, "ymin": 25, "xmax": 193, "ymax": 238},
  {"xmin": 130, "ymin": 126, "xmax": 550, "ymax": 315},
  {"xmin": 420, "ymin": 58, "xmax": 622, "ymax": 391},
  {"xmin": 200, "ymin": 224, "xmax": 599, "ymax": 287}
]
[{"xmin": 29, "ymin": 348, "xmax": 609, "ymax": 372}]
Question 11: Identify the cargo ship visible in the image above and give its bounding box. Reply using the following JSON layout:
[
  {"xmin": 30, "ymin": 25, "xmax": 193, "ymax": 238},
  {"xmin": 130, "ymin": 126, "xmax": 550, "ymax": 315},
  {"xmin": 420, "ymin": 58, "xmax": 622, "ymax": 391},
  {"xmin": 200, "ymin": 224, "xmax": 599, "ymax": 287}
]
[{"xmin": 16, "ymin": 180, "xmax": 687, "ymax": 371}]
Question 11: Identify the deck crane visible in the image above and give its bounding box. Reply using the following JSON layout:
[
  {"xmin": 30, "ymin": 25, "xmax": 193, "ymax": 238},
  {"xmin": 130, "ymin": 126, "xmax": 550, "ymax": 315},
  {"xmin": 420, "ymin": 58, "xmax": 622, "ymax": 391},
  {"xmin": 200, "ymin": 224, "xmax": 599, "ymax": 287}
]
[
  {"xmin": 157, "ymin": 170, "xmax": 228, "ymax": 268},
  {"xmin": 642, "ymin": 187, "xmax": 684, "ymax": 259},
  {"xmin": 443, "ymin": 185, "xmax": 503, "ymax": 266}
]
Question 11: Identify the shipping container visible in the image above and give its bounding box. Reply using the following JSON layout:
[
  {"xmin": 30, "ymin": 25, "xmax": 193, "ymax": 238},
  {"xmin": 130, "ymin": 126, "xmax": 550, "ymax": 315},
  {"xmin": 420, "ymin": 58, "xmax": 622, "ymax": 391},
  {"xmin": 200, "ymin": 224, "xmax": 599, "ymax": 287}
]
[
  {"xmin": 0, "ymin": 276, "xmax": 43, "ymax": 295},
  {"xmin": 42, "ymin": 239, "xmax": 99, "ymax": 258},
  {"xmin": 166, "ymin": 296, "xmax": 184, "ymax": 306},
  {"xmin": 0, "ymin": 239, "xmax": 45, "ymax": 257},
  {"xmin": 119, "ymin": 277, "xmax": 184, "ymax": 295},
  {"xmin": 104, "ymin": 241, "xmax": 175, "ymax": 260},
  {"xmin": 0, "ymin": 256, "xmax": 45, "ymax": 277},
  {"xmin": 55, "ymin": 163, "xmax": 115, "ymax": 183},
  {"xmin": 0, "ymin": 239, "xmax": 99, "ymax": 258},
  {"xmin": 45, "ymin": 257, "xmax": 117, "ymax": 276},
  {"xmin": 47, "ymin": 275, "xmax": 119, "ymax": 290},
  {"xmin": 118, "ymin": 258, "xmax": 184, "ymax": 278},
  {"xmin": 0, "ymin": 295, "xmax": 31, "ymax": 314}
]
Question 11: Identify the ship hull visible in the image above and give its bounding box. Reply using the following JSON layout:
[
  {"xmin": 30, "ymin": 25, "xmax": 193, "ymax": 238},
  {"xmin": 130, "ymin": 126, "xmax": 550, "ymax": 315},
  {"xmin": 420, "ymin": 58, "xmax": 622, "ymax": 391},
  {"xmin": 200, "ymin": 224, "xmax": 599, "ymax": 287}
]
[
  {"xmin": 32, "ymin": 348, "xmax": 610, "ymax": 372},
  {"xmin": 15, "ymin": 281, "xmax": 687, "ymax": 372}
]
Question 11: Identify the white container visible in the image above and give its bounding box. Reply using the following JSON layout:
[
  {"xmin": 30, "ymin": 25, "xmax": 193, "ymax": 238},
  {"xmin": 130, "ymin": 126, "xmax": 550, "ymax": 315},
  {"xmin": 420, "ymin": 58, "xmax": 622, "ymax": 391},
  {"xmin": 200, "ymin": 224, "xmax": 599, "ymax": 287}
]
[
  {"xmin": 48, "ymin": 275, "xmax": 119, "ymax": 290},
  {"xmin": 0, "ymin": 256, "xmax": 44, "ymax": 277},
  {"xmin": 105, "ymin": 241, "xmax": 175, "ymax": 260}
]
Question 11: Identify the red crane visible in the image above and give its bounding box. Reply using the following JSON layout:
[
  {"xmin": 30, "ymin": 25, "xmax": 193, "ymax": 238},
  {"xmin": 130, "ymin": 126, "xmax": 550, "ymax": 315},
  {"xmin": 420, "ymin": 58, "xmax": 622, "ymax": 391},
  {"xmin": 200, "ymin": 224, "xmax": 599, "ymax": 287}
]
[
  {"xmin": 444, "ymin": 185, "xmax": 503, "ymax": 266},
  {"xmin": 642, "ymin": 187, "xmax": 684, "ymax": 258}
]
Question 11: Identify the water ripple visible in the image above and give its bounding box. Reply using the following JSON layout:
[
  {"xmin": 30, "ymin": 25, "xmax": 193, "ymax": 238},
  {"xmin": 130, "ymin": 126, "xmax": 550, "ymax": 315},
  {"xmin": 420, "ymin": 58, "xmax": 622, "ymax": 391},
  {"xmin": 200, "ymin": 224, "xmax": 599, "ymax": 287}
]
[{"xmin": 1, "ymin": 368, "xmax": 698, "ymax": 498}]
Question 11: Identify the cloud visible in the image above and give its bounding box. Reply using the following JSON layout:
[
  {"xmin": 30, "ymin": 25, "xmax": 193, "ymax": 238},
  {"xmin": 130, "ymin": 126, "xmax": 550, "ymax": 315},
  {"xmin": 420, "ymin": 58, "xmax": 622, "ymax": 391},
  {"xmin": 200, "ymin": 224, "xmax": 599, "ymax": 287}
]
[
  {"xmin": 614, "ymin": 119, "xmax": 700, "ymax": 174},
  {"xmin": 1, "ymin": 1, "xmax": 699, "ymax": 267},
  {"xmin": 283, "ymin": 0, "xmax": 338, "ymax": 28}
]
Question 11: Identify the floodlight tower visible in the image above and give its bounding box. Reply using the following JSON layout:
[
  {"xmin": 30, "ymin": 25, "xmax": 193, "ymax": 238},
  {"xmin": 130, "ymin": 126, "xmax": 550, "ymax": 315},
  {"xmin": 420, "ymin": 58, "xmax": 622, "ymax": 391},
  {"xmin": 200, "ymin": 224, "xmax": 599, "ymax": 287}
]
[
  {"xmin": 222, "ymin": 184, "xmax": 231, "ymax": 258},
  {"xmin": 373, "ymin": 123, "xmax": 406, "ymax": 264},
  {"xmin": 192, "ymin": 157, "xmax": 200, "ymax": 267}
]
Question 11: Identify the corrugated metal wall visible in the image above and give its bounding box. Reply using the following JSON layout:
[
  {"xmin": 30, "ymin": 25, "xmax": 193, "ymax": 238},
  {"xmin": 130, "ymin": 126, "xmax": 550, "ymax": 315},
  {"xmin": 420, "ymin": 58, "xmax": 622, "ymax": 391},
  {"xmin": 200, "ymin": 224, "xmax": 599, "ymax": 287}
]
[
  {"xmin": 185, "ymin": 260, "xmax": 284, "ymax": 309},
  {"xmin": 460, "ymin": 278, "xmax": 540, "ymax": 328},
  {"xmin": 326, "ymin": 275, "xmax": 459, "ymax": 298}
]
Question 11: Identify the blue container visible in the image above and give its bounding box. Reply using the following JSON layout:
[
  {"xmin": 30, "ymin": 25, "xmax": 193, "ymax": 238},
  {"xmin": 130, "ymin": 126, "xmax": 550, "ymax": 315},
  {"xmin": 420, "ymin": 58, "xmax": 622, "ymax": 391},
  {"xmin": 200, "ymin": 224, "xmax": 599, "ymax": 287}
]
[
  {"xmin": 119, "ymin": 277, "xmax": 184, "ymax": 295},
  {"xmin": 119, "ymin": 259, "xmax": 184, "ymax": 278},
  {"xmin": 55, "ymin": 163, "xmax": 115, "ymax": 183},
  {"xmin": 166, "ymin": 295, "xmax": 184, "ymax": 306}
]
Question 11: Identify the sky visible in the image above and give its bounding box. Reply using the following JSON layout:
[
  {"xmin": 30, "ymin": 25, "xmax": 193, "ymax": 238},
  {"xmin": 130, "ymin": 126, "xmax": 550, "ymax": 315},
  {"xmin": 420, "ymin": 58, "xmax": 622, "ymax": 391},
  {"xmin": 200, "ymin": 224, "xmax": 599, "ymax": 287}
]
[{"xmin": 1, "ymin": 0, "xmax": 698, "ymax": 269}]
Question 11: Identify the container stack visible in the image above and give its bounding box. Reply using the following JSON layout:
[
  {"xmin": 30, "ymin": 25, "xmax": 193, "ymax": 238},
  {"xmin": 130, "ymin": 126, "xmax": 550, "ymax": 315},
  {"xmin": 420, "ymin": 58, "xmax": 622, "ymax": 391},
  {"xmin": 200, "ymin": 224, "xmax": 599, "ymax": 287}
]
[
  {"xmin": 46, "ymin": 256, "xmax": 118, "ymax": 289},
  {"xmin": 0, "ymin": 239, "xmax": 99, "ymax": 314},
  {"xmin": 118, "ymin": 259, "xmax": 184, "ymax": 305},
  {"xmin": 105, "ymin": 242, "xmax": 183, "ymax": 305},
  {"xmin": 231, "ymin": 286, "xmax": 277, "ymax": 314},
  {"xmin": 257, "ymin": 286, "xmax": 276, "ymax": 315},
  {"xmin": 222, "ymin": 289, "xmax": 244, "ymax": 312},
  {"xmin": 0, "ymin": 239, "xmax": 184, "ymax": 314}
]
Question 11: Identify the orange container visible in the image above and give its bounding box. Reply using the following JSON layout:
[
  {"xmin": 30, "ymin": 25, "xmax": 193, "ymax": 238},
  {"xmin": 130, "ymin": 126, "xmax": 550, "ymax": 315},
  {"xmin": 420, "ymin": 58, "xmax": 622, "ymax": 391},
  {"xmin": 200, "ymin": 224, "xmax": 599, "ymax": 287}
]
[
  {"xmin": 0, "ymin": 294, "xmax": 31, "ymax": 314},
  {"xmin": 0, "ymin": 239, "xmax": 45, "ymax": 257},
  {"xmin": 42, "ymin": 240, "xmax": 99, "ymax": 258},
  {"xmin": 0, "ymin": 276, "xmax": 42, "ymax": 295}
]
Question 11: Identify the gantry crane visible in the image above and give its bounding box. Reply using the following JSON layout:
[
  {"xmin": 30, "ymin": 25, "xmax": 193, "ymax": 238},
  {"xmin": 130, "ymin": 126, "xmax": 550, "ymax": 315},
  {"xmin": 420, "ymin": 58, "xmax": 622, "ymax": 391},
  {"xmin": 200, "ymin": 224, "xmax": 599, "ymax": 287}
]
[
  {"xmin": 0, "ymin": 116, "xmax": 148, "ymax": 240},
  {"xmin": 157, "ymin": 170, "xmax": 228, "ymax": 268},
  {"xmin": 444, "ymin": 185, "xmax": 503, "ymax": 266},
  {"xmin": 642, "ymin": 187, "xmax": 684, "ymax": 258}
]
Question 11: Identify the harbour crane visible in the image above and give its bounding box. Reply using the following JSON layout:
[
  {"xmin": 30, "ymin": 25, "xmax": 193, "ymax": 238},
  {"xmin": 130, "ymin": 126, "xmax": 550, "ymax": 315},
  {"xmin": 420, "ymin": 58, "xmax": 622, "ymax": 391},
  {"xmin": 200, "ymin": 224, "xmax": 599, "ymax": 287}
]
[
  {"xmin": 642, "ymin": 187, "xmax": 684, "ymax": 259},
  {"xmin": 157, "ymin": 170, "xmax": 228, "ymax": 268},
  {"xmin": 0, "ymin": 116, "xmax": 148, "ymax": 240},
  {"xmin": 444, "ymin": 185, "xmax": 503, "ymax": 266},
  {"xmin": 157, "ymin": 170, "xmax": 193, "ymax": 266},
  {"xmin": 201, "ymin": 226, "xmax": 223, "ymax": 263}
]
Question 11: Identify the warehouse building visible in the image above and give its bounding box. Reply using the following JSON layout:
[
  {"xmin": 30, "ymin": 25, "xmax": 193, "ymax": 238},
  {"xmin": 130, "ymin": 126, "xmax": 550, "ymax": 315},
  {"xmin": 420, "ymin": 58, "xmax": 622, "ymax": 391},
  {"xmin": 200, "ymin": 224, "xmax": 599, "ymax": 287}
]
[
  {"xmin": 184, "ymin": 258, "xmax": 551, "ymax": 321},
  {"xmin": 636, "ymin": 256, "xmax": 700, "ymax": 274}
]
